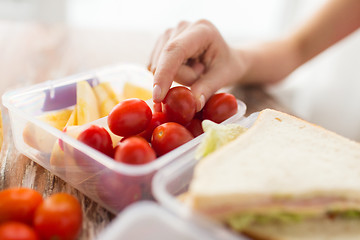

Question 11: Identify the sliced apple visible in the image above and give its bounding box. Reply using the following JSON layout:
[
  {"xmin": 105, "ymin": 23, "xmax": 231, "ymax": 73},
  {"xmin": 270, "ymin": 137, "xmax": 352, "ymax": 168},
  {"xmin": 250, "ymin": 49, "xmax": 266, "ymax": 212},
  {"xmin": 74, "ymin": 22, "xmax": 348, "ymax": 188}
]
[
  {"xmin": 49, "ymin": 125, "xmax": 84, "ymax": 168},
  {"xmin": 49, "ymin": 137, "xmax": 88, "ymax": 184},
  {"xmin": 49, "ymin": 141, "xmax": 66, "ymax": 167},
  {"xmin": 93, "ymin": 82, "xmax": 120, "ymax": 118},
  {"xmin": 123, "ymin": 81, "xmax": 152, "ymax": 100},
  {"xmin": 37, "ymin": 109, "xmax": 73, "ymax": 130},
  {"xmin": 65, "ymin": 108, "xmax": 77, "ymax": 127},
  {"xmin": 76, "ymin": 81, "xmax": 100, "ymax": 125},
  {"xmin": 23, "ymin": 109, "xmax": 73, "ymax": 153},
  {"xmin": 23, "ymin": 124, "xmax": 56, "ymax": 154},
  {"xmin": 50, "ymin": 81, "xmax": 99, "ymax": 169},
  {"xmin": 101, "ymin": 82, "xmax": 123, "ymax": 102}
]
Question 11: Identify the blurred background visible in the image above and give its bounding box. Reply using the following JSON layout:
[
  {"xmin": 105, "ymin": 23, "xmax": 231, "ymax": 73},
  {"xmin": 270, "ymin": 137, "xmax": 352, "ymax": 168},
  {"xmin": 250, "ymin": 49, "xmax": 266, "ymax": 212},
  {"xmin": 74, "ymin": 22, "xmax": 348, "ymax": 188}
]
[
  {"xmin": 1, "ymin": 0, "xmax": 359, "ymax": 140},
  {"xmin": 0, "ymin": 0, "xmax": 326, "ymax": 41}
]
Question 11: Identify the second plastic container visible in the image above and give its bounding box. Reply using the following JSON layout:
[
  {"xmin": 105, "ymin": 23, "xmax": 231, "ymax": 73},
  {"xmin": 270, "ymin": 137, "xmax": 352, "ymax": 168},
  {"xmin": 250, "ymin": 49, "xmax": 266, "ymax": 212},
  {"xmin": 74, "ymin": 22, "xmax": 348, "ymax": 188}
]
[{"xmin": 152, "ymin": 114, "xmax": 259, "ymax": 239}]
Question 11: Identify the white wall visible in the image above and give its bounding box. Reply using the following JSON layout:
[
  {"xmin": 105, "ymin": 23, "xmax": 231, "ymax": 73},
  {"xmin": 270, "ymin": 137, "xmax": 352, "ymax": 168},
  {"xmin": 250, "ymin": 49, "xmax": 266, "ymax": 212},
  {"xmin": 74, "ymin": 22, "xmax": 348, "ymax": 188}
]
[
  {"xmin": 65, "ymin": 0, "xmax": 287, "ymax": 42},
  {"xmin": 0, "ymin": 0, "xmax": 66, "ymax": 23}
]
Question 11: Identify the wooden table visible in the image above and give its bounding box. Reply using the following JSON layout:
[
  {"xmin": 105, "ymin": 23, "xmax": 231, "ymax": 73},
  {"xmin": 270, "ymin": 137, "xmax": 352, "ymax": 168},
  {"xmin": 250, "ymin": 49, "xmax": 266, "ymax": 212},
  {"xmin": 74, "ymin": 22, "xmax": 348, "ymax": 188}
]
[{"xmin": 0, "ymin": 21, "xmax": 288, "ymax": 239}]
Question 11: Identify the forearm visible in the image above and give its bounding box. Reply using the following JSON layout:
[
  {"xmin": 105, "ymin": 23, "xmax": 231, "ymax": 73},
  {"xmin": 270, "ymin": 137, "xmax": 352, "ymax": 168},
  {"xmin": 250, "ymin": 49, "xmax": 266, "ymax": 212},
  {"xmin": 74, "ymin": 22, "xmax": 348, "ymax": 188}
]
[
  {"xmin": 236, "ymin": 37, "xmax": 300, "ymax": 84},
  {"xmin": 294, "ymin": 0, "xmax": 360, "ymax": 63},
  {"xmin": 238, "ymin": 0, "xmax": 360, "ymax": 85}
]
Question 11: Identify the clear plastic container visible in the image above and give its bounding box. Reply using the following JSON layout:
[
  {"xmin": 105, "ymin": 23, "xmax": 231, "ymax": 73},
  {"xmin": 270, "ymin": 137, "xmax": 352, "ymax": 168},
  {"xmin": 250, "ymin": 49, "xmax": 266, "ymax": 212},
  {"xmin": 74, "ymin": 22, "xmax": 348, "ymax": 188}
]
[
  {"xmin": 96, "ymin": 201, "xmax": 241, "ymax": 240},
  {"xmin": 152, "ymin": 113, "xmax": 259, "ymax": 240},
  {"xmin": 2, "ymin": 64, "xmax": 247, "ymax": 213}
]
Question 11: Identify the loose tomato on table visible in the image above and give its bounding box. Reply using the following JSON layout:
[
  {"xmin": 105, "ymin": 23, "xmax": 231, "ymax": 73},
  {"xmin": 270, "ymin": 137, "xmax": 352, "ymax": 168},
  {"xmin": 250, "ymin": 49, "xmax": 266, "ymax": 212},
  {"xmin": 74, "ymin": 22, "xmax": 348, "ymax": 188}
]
[
  {"xmin": 33, "ymin": 193, "xmax": 82, "ymax": 240},
  {"xmin": 151, "ymin": 122, "xmax": 194, "ymax": 156},
  {"xmin": 0, "ymin": 188, "xmax": 43, "ymax": 225},
  {"xmin": 114, "ymin": 136, "xmax": 156, "ymax": 165},
  {"xmin": 0, "ymin": 222, "xmax": 39, "ymax": 240},
  {"xmin": 162, "ymin": 86, "xmax": 196, "ymax": 125},
  {"xmin": 202, "ymin": 93, "xmax": 238, "ymax": 123},
  {"xmin": 108, "ymin": 98, "xmax": 152, "ymax": 137}
]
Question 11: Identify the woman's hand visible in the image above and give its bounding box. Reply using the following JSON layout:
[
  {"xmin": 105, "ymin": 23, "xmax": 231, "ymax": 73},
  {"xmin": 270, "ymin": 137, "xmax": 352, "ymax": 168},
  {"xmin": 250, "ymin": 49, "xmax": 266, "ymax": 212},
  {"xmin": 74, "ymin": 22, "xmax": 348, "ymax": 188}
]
[{"xmin": 149, "ymin": 20, "xmax": 248, "ymax": 111}]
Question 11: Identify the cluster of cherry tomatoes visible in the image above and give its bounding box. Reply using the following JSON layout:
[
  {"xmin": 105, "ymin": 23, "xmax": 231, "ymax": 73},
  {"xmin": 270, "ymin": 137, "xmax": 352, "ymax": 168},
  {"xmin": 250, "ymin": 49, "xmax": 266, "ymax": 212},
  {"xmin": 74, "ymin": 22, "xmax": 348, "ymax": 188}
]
[
  {"xmin": 77, "ymin": 86, "xmax": 238, "ymax": 165},
  {"xmin": 0, "ymin": 188, "xmax": 82, "ymax": 240}
]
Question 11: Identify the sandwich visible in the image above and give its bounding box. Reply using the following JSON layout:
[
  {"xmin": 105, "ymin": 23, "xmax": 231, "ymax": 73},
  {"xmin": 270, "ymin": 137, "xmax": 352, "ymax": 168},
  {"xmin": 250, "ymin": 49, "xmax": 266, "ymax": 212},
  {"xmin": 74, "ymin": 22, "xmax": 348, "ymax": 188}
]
[{"xmin": 184, "ymin": 109, "xmax": 360, "ymax": 240}]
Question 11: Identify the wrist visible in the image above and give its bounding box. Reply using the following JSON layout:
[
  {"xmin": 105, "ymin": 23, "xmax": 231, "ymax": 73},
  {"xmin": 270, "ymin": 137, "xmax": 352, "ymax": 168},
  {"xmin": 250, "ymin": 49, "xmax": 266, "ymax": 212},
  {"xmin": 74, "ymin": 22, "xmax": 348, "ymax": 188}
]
[
  {"xmin": 232, "ymin": 47, "xmax": 256, "ymax": 85},
  {"xmin": 229, "ymin": 47, "xmax": 253, "ymax": 85},
  {"xmin": 234, "ymin": 37, "xmax": 301, "ymax": 85}
]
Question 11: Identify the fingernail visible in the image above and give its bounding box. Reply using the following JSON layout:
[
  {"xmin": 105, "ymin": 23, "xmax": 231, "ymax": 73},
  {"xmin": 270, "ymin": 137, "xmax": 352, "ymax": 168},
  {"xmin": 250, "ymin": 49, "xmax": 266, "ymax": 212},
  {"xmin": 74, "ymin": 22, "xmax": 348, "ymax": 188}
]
[
  {"xmin": 153, "ymin": 84, "xmax": 162, "ymax": 101},
  {"xmin": 197, "ymin": 94, "xmax": 205, "ymax": 112},
  {"xmin": 151, "ymin": 64, "xmax": 157, "ymax": 74}
]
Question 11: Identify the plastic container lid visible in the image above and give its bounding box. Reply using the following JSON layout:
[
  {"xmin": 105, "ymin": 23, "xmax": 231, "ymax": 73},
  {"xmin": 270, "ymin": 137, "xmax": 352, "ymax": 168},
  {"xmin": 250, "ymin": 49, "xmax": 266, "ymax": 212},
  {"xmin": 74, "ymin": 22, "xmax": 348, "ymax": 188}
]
[{"xmin": 96, "ymin": 201, "xmax": 233, "ymax": 240}]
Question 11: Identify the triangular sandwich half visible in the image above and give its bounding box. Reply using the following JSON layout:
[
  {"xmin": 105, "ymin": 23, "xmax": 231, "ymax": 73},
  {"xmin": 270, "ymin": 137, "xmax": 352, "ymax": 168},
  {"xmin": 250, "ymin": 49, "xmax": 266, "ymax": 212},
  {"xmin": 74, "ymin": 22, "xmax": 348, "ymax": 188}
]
[{"xmin": 185, "ymin": 109, "xmax": 360, "ymax": 240}]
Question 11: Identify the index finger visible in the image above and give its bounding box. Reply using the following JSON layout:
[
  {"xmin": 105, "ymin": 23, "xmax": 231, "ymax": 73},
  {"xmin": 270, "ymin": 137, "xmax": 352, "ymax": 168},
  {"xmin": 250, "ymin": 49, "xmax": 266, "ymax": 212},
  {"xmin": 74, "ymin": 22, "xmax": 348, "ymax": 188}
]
[{"xmin": 152, "ymin": 23, "xmax": 214, "ymax": 102}]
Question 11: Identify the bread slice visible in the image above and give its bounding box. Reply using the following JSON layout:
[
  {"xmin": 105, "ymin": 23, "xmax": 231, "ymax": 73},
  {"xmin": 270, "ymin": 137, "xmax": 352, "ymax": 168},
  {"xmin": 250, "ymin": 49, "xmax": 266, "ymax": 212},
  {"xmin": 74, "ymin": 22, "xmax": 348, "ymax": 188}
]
[
  {"xmin": 243, "ymin": 218, "xmax": 360, "ymax": 240},
  {"xmin": 185, "ymin": 108, "xmax": 360, "ymax": 237}
]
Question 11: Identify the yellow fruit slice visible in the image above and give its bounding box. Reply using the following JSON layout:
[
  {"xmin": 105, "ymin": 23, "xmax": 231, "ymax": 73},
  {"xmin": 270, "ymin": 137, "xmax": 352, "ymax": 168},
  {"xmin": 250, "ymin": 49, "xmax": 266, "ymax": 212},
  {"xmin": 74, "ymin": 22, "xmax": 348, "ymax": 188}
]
[
  {"xmin": 49, "ymin": 141, "xmax": 66, "ymax": 167},
  {"xmin": 93, "ymin": 82, "xmax": 119, "ymax": 117},
  {"xmin": 50, "ymin": 125, "xmax": 86, "ymax": 169},
  {"xmin": 76, "ymin": 81, "xmax": 100, "ymax": 125},
  {"xmin": 101, "ymin": 82, "xmax": 122, "ymax": 102},
  {"xmin": 37, "ymin": 109, "xmax": 73, "ymax": 130},
  {"xmin": 65, "ymin": 108, "xmax": 77, "ymax": 127},
  {"xmin": 23, "ymin": 109, "xmax": 73, "ymax": 153},
  {"xmin": 123, "ymin": 82, "xmax": 152, "ymax": 100},
  {"xmin": 195, "ymin": 120, "xmax": 247, "ymax": 160}
]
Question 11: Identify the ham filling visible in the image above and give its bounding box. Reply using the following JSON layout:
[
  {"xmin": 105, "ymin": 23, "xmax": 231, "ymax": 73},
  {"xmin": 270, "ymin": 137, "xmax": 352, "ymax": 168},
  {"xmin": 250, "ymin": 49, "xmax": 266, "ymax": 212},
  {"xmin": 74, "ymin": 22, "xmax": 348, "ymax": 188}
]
[{"xmin": 203, "ymin": 197, "xmax": 360, "ymax": 217}]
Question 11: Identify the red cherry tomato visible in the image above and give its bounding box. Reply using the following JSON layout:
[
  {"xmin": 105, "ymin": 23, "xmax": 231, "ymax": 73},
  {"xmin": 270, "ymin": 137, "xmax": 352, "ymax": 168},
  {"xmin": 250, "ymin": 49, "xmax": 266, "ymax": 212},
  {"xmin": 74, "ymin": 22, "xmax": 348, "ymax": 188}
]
[
  {"xmin": 202, "ymin": 93, "xmax": 238, "ymax": 123},
  {"xmin": 186, "ymin": 118, "xmax": 204, "ymax": 137},
  {"xmin": 0, "ymin": 188, "xmax": 43, "ymax": 225},
  {"xmin": 114, "ymin": 137, "xmax": 156, "ymax": 165},
  {"xmin": 194, "ymin": 110, "xmax": 204, "ymax": 120},
  {"xmin": 0, "ymin": 222, "xmax": 39, "ymax": 240},
  {"xmin": 108, "ymin": 98, "xmax": 152, "ymax": 137},
  {"xmin": 163, "ymin": 86, "xmax": 196, "ymax": 125},
  {"xmin": 77, "ymin": 125, "xmax": 114, "ymax": 157},
  {"xmin": 33, "ymin": 193, "xmax": 82, "ymax": 240},
  {"xmin": 153, "ymin": 102, "xmax": 162, "ymax": 112},
  {"xmin": 138, "ymin": 112, "xmax": 168, "ymax": 142},
  {"xmin": 151, "ymin": 122, "xmax": 194, "ymax": 156}
]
